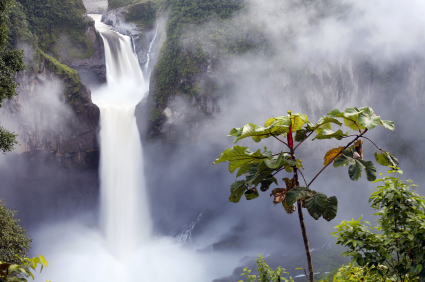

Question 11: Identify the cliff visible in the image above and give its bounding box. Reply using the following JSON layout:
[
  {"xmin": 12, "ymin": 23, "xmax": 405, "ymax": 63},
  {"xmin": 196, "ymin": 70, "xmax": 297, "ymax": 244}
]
[{"xmin": 0, "ymin": 50, "xmax": 100, "ymax": 169}]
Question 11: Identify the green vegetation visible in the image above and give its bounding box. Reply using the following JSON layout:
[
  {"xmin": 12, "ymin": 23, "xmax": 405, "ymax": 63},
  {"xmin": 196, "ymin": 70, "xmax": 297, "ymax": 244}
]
[
  {"xmin": 125, "ymin": 1, "xmax": 157, "ymax": 29},
  {"xmin": 214, "ymin": 107, "xmax": 396, "ymax": 282},
  {"xmin": 149, "ymin": 0, "xmax": 267, "ymax": 124},
  {"xmin": 0, "ymin": 255, "xmax": 48, "ymax": 282},
  {"xmin": 0, "ymin": 200, "xmax": 31, "ymax": 264},
  {"xmin": 239, "ymin": 255, "xmax": 294, "ymax": 282},
  {"xmin": 0, "ymin": 0, "xmax": 25, "ymax": 153},
  {"xmin": 11, "ymin": 0, "xmax": 94, "ymax": 60},
  {"xmin": 332, "ymin": 171, "xmax": 425, "ymax": 281}
]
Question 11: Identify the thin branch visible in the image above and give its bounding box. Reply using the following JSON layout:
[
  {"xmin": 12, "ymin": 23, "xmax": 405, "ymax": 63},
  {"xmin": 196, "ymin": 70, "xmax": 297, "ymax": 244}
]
[
  {"xmin": 307, "ymin": 129, "xmax": 368, "ymax": 187},
  {"xmin": 360, "ymin": 136, "xmax": 384, "ymax": 152},
  {"xmin": 298, "ymin": 168, "xmax": 308, "ymax": 187},
  {"xmin": 302, "ymin": 268, "xmax": 310, "ymax": 281},
  {"xmin": 270, "ymin": 133, "xmax": 289, "ymax": 147},
  {"xmin": 293, "ymin": 130, "xmax": 315, "ymax": 151},
  {"xmin": 272, "ymin": 166, "xmax": 285, "ymax": 177}
]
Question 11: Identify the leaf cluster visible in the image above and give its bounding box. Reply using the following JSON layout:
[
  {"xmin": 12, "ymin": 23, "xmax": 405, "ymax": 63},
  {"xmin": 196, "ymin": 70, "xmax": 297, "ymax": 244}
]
[
  {"xmin": 238, "ymin": 255, "xmax": 294, "ymax": 282},
  {"xmin": 0, "ymin": 255, "xmax": 48, "ymax": 282},
  {"xmin": 0, "ymin": 200, "xmax": 31, "ymax": 264},
  {"xmin": 214, "ymin": 107, "xmax": 395, "ymax": 222},
  {"xmin": 332, "ymin": 172, "xmax": 425, "ymax": 281}
]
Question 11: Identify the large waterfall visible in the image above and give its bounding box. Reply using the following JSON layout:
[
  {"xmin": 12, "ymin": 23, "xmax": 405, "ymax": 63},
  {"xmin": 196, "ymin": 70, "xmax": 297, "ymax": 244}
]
[
  {"xmin": 90, "ymin": 15, "xmax": 151, "ymax": 259},
  {"xmin": 32, "ymin": 15, "xmax": 237, "ymax": 282}
]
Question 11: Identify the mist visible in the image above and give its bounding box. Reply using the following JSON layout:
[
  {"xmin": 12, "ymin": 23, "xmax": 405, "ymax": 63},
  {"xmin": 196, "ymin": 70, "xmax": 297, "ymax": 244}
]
[{"xmin": 2, "ymin": 0, "xmax": 425, "ymax": 281}]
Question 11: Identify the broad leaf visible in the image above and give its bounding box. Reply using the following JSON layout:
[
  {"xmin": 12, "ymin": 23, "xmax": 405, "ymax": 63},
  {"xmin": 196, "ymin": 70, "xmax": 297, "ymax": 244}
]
[
  {"xmin": 295, "ymin": 129, "xmax": 308, "ymax": 142},
  {"xmin": 305, "ymin": 192, "xmax": 328, "ymax": 220},
  {"xmin": 236, "ymin": 163, "xmax": 256, "ymax": 178},
  {"xmin": 323, "ymin": 196, "xmax": 338, "ymax": 221},
  {"xmin": 358, "ymin": 111, "xmax": 381, "ymax": 130},
  {"xmin": 312, "ymin": 129, "xmax": 349, "ymax": 140},
  {"xmin": 285, "ymin": 187, "xmax": 309, "ymax": 206},
  {"xmin": 357, "ymin": 159, "xmax": 377, "ymax": 181},
  {"xmin": 380, "ymin": 120, "xmax": 395, "ymax": 131},
  {"xmin": 314, "ymin": 116, "xmax": 342, "ymax": 134},
  {"xmin": 232, "ymin": 118, "xmax": 291, "ymax": 143},
  {"xmin": 324, "ymin": 146, "xmax": 345, "ymax": 165},
  {"xmin": 229, "ymin": 180, "xmax": 247, "ymax": 203},
  {"xmin": 289, "ymin": 112, "xmax": 309, "ymax": 131},
  {"xmin": 374, "ymin": 151, "xmax": 399, "ymax": 167},
  {"xmin": 245, "ymin": 188, "xmax": 259, "ymax": 200},
  {"xmin": 213, "ymin": 146, "xmax": 271, "ymax": 173},
  {"xmin": 260, "ymin": 177, "xmax": 278, "ymax": 192},
  {"xmin": 335, "ymin": 150, "xmax": 376, "ymax": 181}
]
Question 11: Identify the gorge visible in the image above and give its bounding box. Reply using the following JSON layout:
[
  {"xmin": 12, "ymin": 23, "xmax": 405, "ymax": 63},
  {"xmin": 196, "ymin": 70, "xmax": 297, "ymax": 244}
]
[{"xmin": 1, "ymin": 0, "xmax": 425, "ymax": 281}]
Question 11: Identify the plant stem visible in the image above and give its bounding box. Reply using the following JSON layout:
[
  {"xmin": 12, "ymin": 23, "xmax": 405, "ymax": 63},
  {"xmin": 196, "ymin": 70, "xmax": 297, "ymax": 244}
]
[
  {"xmin": 291, "ymin": 147, "xmax": 314, "ymax": 282},
  {"xmin": 307, "ymin": 129, "xmax": 368, "ymax": 187}
]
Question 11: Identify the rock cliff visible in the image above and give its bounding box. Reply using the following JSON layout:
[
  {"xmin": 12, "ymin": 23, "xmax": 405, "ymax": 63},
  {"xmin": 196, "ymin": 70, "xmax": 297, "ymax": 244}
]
[{"xmin": 0, "ymin": 51, "xmax": 100, "ymax": 169}]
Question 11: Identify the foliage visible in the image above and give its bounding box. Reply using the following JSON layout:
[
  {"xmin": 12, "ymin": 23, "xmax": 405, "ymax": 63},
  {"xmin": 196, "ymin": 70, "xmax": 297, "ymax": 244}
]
[
  {"xmin": 14, "ymin": 0, "xmax": 93, "ymax": 59},
  {"xmin": 0, "ymin": 255, "xmax": 48, "ymax": 282},
  {"xmin": 6, "ymin": 0, "xmax": 36, "ymax": 48},
  {"xmin": 0, "ymin": 0, "xmax": 25, "ymax": 152},
  {"xmin": 125, "ymin": 1, "xmax": 158, "ymax": 29},
  {"xmin": 238, "ymin": 255, "xmax": 294, "ymax": 282},
  {"xmin": 332, "ymin": 171, "xmax": 425, "ymax": 282},
  {"xmin": 213, "ymin": 107, "xmax": 395, "ymax": 282},
  {"xmin": 0, "ymin": 200, "xmax": 32, "ymax": 264},
  {"xmin": 149, "ymin": 0, "xmax": 255, "ymax": 126},
  {"xmin": 331, "ymin": 263, "xmax": 386, "ymax": 282}
]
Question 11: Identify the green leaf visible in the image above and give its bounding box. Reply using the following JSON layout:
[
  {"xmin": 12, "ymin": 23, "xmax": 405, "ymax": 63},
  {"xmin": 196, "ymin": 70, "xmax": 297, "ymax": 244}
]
[
  {"xmin": 358, "ymin": 112, "xmax": 381, "ymax": 130},
  {"xmin": 357, "ymin": 159, "xmax": 377, "ymax": 181},
  {"xmin": 285, "ymin": 187, "xmax": 309, "ymax": 206},
  {"xmin": 323, "ymin": 196, "xmax": 338, "ymax": 221},
  {"xmin": 260, "ymin": 177, "xmax": 278, "ymax": 192},
  {"xmin": 245, "ymin": 188, "xmax": 259, "ymax": 200},
  {"xmin": 335, "ymin": 151, "xmax": 376, "ymax": 181},
  {"xmin": 305, "ymin": 192, "xmax": 328, "ymax": 220},
  {"xmin": 233, "ymin": 118, "xmax": 291, "ymax": 143},
  {"xmin": 314, "ymin": 116, "xmax": 342, "ymax": 134},
  {"xmin": 295, "ymin": 129, "xmax": 308, "ymax": 142},
  {"xmin": 380, "ymin": 120, "xmax": 395, "ymax": 131},
  {"xmin": 213, "ymin": 146, "xmax": 271, "ymax": 173},
  {"xmin": 374, "ymin": 151, "xmax": 399, "ymax": 167},
  {"xmin": 229, "ymin": 180, "xmax": 248, "ymax": 203},
  {"xmin": 312, "ymin": 129, "xmax": 349, "ymax": 141}
]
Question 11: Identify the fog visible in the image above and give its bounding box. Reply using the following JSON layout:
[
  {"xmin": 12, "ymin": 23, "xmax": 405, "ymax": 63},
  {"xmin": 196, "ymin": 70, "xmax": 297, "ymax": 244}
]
[{"xmin": 1, "ymin": 0, "xmax": 425, "ymax": 281}]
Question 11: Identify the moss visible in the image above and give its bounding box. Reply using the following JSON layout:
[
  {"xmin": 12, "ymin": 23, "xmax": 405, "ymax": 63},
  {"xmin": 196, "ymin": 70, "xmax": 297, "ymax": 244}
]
[
  {"xmin": 125, "ymin": 1, "xmax": 158, "ymax": 29},
  {"xmin": 39, "ymin": 50, "xmax": 81, "ymax": 95}
]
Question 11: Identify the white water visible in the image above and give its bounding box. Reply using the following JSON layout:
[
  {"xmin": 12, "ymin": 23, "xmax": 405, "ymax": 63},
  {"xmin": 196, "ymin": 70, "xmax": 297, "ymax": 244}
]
[
  {"xmin": 90, "ymin": 15, "xmax": 150, "ymax": 259},
  {"xmin": 145, "ymin": 24, "xmax": 159, "ymax": 74},
  {"xmin": 33, "ymin": 15, "xmax": 239, "ymax": 282}
]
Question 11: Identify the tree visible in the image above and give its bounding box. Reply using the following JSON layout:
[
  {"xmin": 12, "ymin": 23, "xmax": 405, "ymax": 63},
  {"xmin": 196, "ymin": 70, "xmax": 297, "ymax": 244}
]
[
  {"xmin": 0, "ymin": 199, "xmax": 31, "ymax": 264},
  {"xmin": 213, "ymin": 107, "xmax": 397, "ymax": 282},
  {"xmin": 0, "ymin": 0, "xmax": 25, "ymax": 153},
  {"xmin": 332, "ymin": 170, "xmax": 425, "ymax": 282}
]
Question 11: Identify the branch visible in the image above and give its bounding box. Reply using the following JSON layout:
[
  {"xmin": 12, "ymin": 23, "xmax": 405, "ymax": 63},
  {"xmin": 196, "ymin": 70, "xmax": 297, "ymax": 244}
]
[
  {"xmin": 298, "ymin": 168, "xmax": 308, "ymax": 187},
  {"xmin": 293, "ymin": 130, "xmax": 315, "ymax": 151},
  {"xmin": 360, "ymin": 136, "xmax": 384, "ymax": 152},
  {"xmin": 270, "ymin": 133, "xmax": 289, "ymax": 147},
  {"xmin": 307, "ymin": 129, "xmax": 368, "ymax": 187}
]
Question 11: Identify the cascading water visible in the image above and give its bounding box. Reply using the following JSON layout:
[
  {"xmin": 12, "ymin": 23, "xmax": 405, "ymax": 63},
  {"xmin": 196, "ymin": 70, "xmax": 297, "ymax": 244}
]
[
  {"xmin": 90, "ymin": 15, "xmax": 151, "ymax": 259},
  {"xmin": 33, "ymin": 15, "xmax": 238, "ymax": 282}
]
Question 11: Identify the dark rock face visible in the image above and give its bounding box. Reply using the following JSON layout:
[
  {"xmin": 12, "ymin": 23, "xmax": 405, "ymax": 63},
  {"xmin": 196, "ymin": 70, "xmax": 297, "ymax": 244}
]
[{"xmin": 0, "ymin": 56, "xmax": 100, "ymax": 169}]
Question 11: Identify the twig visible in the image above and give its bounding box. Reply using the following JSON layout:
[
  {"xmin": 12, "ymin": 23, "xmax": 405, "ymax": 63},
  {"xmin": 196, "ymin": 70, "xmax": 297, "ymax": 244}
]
[
  {"xmin": 298, "ymin": 168, "xmax": 308, "ymax": 187},
  {"xmin": 360, "ymin": 136, "xmax": 384, "ymax": 151},
  {"xmin": 293, "ymin": 130, "xmax": 315, "ymax": 151},
  {"xmin": 302, "ymin": 268, "xmax": 310, "ymax": 281},
  {"xmin": 307, "ymin": 129, "xmax": 368, "ymax": 187},
  {"xmin": 270, "ymin": 133, "xmax": 289, "ymax": 147}
]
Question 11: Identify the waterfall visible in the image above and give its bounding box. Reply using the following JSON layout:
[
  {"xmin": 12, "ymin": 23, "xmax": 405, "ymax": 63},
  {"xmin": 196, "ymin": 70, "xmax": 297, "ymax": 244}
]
[
  {"xmin": 90, "ymin": 15, "xmax": 151, "ymax": 259},
  {"xmin": 145, "ymin": 24, "xmax": 159, "ymax": 75},
  {"xmin": 33, "ymin": 15, "xmax": 236, "ymax": 282}
]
